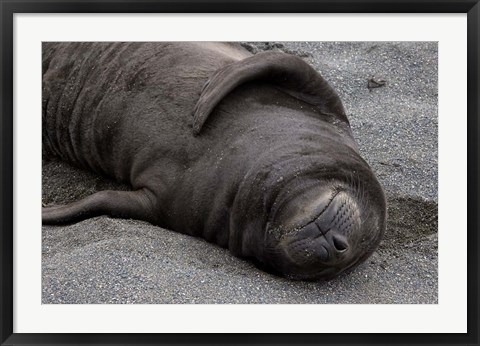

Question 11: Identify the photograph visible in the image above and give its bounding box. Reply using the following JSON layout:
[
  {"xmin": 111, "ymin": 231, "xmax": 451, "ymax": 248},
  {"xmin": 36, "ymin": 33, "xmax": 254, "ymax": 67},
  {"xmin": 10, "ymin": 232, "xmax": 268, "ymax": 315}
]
[
  {"xmin": 1, "ymin": 2, "xmax": 478, "ymax": 344},
  {"xmin": 41, "ymin": 41, "xmax": 438, "ymax": 304}
]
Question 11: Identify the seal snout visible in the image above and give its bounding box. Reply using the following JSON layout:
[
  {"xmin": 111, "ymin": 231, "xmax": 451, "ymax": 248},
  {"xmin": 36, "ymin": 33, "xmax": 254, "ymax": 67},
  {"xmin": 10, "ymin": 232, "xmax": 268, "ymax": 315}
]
[
  {"xmin": 288, "ymin": 214, "xmax": 352, "ymax": 265},
  {"xmin": 275, "ymin": 189, "xmax": 363, "ymax": 279},
  {"xmin": 263, "ymin": 181, "xmax": 386, "ymax": 280}
]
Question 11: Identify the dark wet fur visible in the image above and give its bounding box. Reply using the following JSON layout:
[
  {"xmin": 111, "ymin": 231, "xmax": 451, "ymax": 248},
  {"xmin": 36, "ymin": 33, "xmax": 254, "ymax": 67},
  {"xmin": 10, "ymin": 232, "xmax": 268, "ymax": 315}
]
[{"xmin": 42, "ymin": 42, "xmax": 386, "ymax": 280}]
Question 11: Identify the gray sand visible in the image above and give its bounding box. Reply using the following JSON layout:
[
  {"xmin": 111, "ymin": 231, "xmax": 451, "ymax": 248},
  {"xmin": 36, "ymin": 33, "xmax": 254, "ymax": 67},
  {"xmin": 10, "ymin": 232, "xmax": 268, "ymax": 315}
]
[{"xmin": 42, "ymin": 42, "xmax": 438, "ymax": 304}]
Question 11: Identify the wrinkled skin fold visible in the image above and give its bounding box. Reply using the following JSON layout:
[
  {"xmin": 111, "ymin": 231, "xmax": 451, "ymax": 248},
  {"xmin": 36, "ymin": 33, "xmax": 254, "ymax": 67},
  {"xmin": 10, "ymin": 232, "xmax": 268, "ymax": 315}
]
[{"xmin": 42, "ymin": 42, "xmax": 387, "ymax": 280}]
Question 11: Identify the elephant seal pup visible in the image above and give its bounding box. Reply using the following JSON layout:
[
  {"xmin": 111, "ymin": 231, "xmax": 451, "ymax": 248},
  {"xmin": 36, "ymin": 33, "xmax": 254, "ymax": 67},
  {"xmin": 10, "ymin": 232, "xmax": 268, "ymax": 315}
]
[{"xmin": 42, "ymin": 42, "xmax": 387, "ymax": 280}]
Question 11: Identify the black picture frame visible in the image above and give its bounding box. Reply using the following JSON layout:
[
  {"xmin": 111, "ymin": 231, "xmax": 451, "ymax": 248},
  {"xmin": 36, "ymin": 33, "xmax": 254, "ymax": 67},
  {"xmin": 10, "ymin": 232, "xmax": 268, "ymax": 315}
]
[{"xmin": 1, "ymin": 1, "xmax": 478, "ymax": 345}]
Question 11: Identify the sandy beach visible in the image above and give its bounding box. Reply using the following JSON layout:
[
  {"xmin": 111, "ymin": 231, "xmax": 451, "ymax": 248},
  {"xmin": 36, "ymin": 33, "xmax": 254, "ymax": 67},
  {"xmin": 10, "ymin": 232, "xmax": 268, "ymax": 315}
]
[{"xmin": 42, "ymin": 41, "xmax": 438, "ymax": 304}]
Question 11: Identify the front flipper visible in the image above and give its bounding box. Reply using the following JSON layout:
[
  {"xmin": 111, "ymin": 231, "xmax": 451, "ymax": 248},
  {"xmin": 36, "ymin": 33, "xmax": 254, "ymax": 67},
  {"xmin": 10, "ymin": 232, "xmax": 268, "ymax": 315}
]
[
  {"xmin": 192, "ymin": 51, "xmax": 347, "ymax": 135},
  {"xmin": 42, "ymin": 188, "xmax": 155, "ymax": 225}
]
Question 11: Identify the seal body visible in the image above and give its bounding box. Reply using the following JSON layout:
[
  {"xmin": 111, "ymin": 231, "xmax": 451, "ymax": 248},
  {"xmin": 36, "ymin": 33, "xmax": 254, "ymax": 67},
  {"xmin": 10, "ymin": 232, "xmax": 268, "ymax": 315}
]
[{"xmin": 43, "ymin": 42, "xmax": 386, "ymax": 280}]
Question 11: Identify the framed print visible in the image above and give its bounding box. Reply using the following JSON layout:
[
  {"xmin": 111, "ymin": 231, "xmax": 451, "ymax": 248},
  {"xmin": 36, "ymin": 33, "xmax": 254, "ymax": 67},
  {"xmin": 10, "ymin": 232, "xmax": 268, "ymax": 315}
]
[{"xmin": 1, "ymin": 1, "xmax": 479, "ymax": 345}]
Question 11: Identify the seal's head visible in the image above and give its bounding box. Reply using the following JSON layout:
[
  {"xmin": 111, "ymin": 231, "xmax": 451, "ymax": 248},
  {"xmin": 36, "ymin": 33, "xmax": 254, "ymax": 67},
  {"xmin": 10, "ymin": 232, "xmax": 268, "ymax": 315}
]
[
  {"xmin": 261, "ymin": 176, "xmax": 386, "ymax": 280},
  {"xmin": 229, "ymin": 150, "xmax": 387, "ymax": 281}
]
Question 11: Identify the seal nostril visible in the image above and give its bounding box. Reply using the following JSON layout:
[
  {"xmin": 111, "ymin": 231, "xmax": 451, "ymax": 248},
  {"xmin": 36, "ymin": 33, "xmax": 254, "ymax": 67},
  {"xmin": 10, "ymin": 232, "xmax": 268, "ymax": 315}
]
[{"xmin": 332, "ymin": 234, "xmax": 349, "ymax": 252}]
